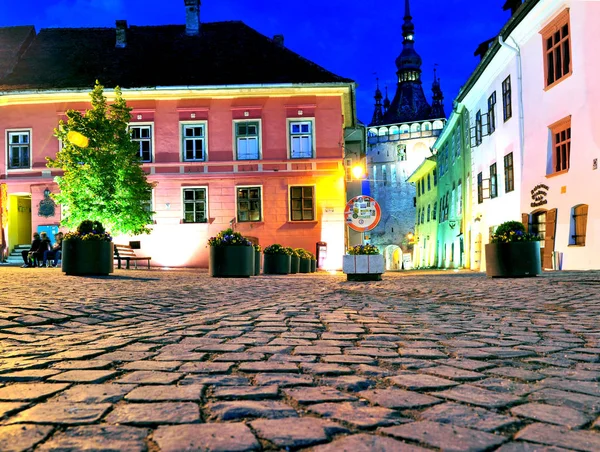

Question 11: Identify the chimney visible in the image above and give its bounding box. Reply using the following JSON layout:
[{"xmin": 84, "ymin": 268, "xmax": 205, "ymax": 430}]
[
  {"xmin": 273, "ymin": 34, "xmax": 284, "ymax": 47},
  {"xmin": 115, "ymin": 20, "xmax": 127, "ymax": 48},
  {"xmin": 184, "ymin": 0, "xmax": 201, "ymax": 36}
]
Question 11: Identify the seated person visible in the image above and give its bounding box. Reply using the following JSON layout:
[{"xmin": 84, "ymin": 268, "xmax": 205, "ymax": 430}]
[
  {"xmin": 31, "ymin": 232, "xmax": 52, "ymax": 267},
  {"xmin": 21, "ymin": 232, "xmax": 41, "ymax": 268},
  {"xmin": 43, "ymin": 232, "xmax": 63, "ymax": 267}
]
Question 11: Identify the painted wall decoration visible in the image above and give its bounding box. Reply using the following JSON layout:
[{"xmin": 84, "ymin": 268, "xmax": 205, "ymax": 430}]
[
  {"xmin": 38, "ymin": 189, "xmax": 56, "ymax": 218},
  {"xmin": 530, "ymin": 184, "xmax": 549, "ymax": 208}
]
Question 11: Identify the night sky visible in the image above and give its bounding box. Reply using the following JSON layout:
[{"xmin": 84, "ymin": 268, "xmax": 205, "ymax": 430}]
[{"xmin": 0, "ymin": 0, "xmax": 510, "ymax": 123}]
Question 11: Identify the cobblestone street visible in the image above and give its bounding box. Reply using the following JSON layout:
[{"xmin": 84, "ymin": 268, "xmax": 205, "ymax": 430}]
[{"xmin": 0, "ymin": 267, "xmax": 599, "ymax": 451}]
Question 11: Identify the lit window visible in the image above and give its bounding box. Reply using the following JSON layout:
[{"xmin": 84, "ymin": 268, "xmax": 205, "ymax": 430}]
[
  {"xmin": 237, "ymin": 186, "xmax": 262, "ymax": 222},
  {"xmin": 290, "ymin": 186, "xmax": 314, "ymax": 221},
  {"xmin": 236, "ymin": 122, "xmax": 260, "ymax": 160},
  {"xmin": 490, "ymin": 163, "xmax": 498, "ymax": 199},
  {"xmin": 7, "ymin": 130, "xmax": 31, "ymax": 169},
  {"xmin": 290, "ymin": 121, "xmax": 313, "ymax": 159}
]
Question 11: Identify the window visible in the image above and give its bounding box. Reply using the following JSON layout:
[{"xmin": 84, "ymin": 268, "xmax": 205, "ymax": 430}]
[
  {"xmin": 182, "ymin": 187, "xmax": 207, "ymax": 223},
  {"xmin": 391, "ymin": 166, "xmax": 397, "ymax": 184},
  {"xmin": 289, "ymin": 120, "xmax": 313, "ymax": 158},
  {"xmin": 417, "ymin": 179, "xmax": 420, "ymax": 196},
  {"xmin": 182, "ymin": 123, "xmax": 206, "ymax": 161},
  {"xmin": 397, "ymin": 144, "xmax": 407, "ymax": 161},
  {"xmin": 427, "ymin": 174, "xmax": 431, "ymax": 191},
  {"xmin": 541, "ymin": 10, "xmax": 571, "ymax": 88},
  {"xmin": 142, "ymin": 189, "xmax": 154, "ymax": 222},
  {"xmin": 570, "ymin": 204, "xmax": 588, "ymax": 246},
  {"xmin": 550, "ymin": 117, "xmax": 571, "ymax": 174},
  {"xmin": 7, "ymin": 130, "xmax": 31, "ymax": 169},
  {"xmin": 236, "ymin": 121, "xmax": 260, "ymax": 160},
  {"xmin": 416, "ymin": 208, "xmax": 420, "ymax": 225},
  {"xmin": 488, "ymin": 92, "xmax": 496, "ymax": 134},
  {"xmin": 502, "ymin": 76, "xmax": 512, "ymax": 122},
  {"xmin": 130, "ymin": 125, "xmax": 152, "ymax": 162},
  {"xmin": 457, "ymin": 181, "xmax": 462, "ymax": 215},
  {"xmin": 237, "ymin": 186, "xmax": 262, "ymax": 222},
  {"xmin": 427, "ymin": 205, "xmax": 431, "ymax": 222},
  {"xmin": 504, "ymin": 153, "xmax": 514, "ymax": 193},
  {"xmin": 382, "ymin": 165, "xmax": 387, "ymax": 186},
  {"xmin": 433, "ymin": 169, "xmax": 437, "ymax": 186},
  {"xmin": 477, "ymin": 172, "xmax": 483, "ymax": 204},
  {"xmin": 475, "ymin": 110, "xmax": 482, "ymax": 146},
  {"xmin": 490, "ymin": 163, "xmax": 498, "ymax": 198},
  {"xmin": 290, "ymin": 186, "xmax": 315, "ymax": 221},
  {"xmin": 432, "ymin": 201, "xmax": 437, "ymax": 220},
  {"xmin": 421, "ymin": 208, "xmax": 425, "ymax": 224},
  {"xmin": 421, "ymin": 179, "xmax": 425, "ymax": 195},
  {"xmin": 453, "ymin": 128, "xmax": 461, "ymax": 159}
]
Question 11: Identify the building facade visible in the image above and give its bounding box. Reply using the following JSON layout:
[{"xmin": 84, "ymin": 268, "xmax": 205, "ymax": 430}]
[
  {"xmin": 366, "ymin": 0, "xmax": 446, "ymax": 269},
  {"xmin": 0, "ymin": 1, "xmax": 357, "ymax": 269},
  {"xmin": 432, "ymin": 105, "xmax": 471, "ymax": 269},
  {"xmin": 457, "ymin": 0, "xmax": 600, "ymax": 271}
]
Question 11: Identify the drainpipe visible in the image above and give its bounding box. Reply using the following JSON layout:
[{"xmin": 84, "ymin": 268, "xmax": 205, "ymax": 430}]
[{"xmin": 498, "ymin": 36, "xmax": 525, "ymax": 176}]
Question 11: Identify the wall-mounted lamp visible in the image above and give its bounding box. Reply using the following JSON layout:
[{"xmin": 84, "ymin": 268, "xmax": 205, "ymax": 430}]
[{"xmin": 351, "ymin": 164, "xmax": 365, "ymax": 180}]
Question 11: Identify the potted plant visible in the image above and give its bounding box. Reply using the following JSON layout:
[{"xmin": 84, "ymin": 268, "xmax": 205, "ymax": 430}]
[
  {"xmin": 296, "ymin": 248, "xmax": 312, "ymax": 273},
  {"xmin": 308, "ymin": 251, "xmax": 317, "ymax": 273},
  {"xmin": 263, "ymin": 244, "xmax": 292, "ymax": 275},
  {"xmin": 62, "ymin": 220, "xmax": 114, "ymax": 276},
  {"xmin": 254, "ymin": 244, "xmax": 262, "ymax": 276},
  {"xmin": 288, "ymin": 247, "xmax": 300, "ymax": 274},
  {"xmin": 485, "ymin": 221, "xmax": 542, "ymax": 278},
  {"xmin": 343, "ymin": 244, "xmax": 384, "ymax": 281},
  {"xmin": 208, "ymin": 228, "xmax": 254, "ymax": 277}
]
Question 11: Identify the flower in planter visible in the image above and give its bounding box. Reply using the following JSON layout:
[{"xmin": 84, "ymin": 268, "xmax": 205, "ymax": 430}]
[
  {"xmin": 263, "ymin": 244, "xmax": 292, "ymax": 255},
  {"xmin": 286, "ymin": 247, "xmax": 299, "ymax": 257},
  {"xmin": 347, "ymin": 244, "xmax": 380, "ymax": 255},
  {"xmin": 254, "ymin": 244, "xmax": 262, "ymax": 253},
  {"xmin": 294, "ymin": 248, "xmax": 311, "ymax": 259},
  {"xmin": 491, "ymin": 221, "xmax": 542, "ymax": 244},
  {"xmin": 64, "ymin": 220, "xmax": 112, "ymax": 242},
  {"xmin": 207, "ymin": 228, "xmax": 252, "ymax": 247}
]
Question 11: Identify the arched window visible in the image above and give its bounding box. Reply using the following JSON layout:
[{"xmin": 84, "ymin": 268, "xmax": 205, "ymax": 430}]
[
  {"xmin": 570, "ymin": 204, "xmax": 588, "ymax": 246},
  {"xmin": 433, "ymin": 120, "xmax": 444, "ymax": 130},
  {"xmin": 389, "ymin": 126, "xmax": 399, "ymax": 135},
  {"xmin": 410, "ymin": 123, "xmax": 421, "ymax": 133},
  {"xmin": 378, "ymin": 127, "xmax": 388, "ymax": 136},
  {"xmin": 422, "ymin": 122, "xmax": 432, "ymax": 131},
  {"xmin": 399, "ymin": 124, "xmax": 410, "ymax": 134},
  {"xmin": 368, "ymin": 128, "xmax": 378, "ymax": 137}
]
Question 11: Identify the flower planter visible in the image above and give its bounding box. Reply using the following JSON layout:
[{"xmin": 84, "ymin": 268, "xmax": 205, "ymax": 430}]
[
  {"xmin": 310, "ymin": 259, "xmax": 317, "ymax": 273},
  {"xmin": 254, "ymin": 250, "xmax": 261, "ymax": 276},
  {"xmin": 263, "ymin": 254, "xmax": 291, "ymax": 275},
  {"xmin": 299, "ymin": 258, "xmax": 311, "ymax": 273},
  {"xmin": 290, "ymin": 255, "xmax": 300, "ymax": 274},
  {"xmin": 485, "ymin": 242, "xmax": 542, "ymax": 278},
  {"xmin": 342, "ymin": 254, "xmax": 384, "ymax": 281},
  {"xmin": 209, "ymin": 246, "xmax": 254, "ymax": 278},
  {"xmin": 62, "ymin": 239, "xmax": 114, "ymax": 276}
]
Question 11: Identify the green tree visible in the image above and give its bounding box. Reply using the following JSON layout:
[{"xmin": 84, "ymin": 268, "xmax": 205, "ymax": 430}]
[{"xmin": 48, "ymin": 82, "xmax": 154, "ymax": 236}]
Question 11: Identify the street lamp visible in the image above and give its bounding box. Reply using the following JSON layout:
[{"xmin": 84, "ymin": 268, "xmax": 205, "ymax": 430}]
[{"xmin": 351, "ymin": 164, "xmax": 365, "ymax": 180}]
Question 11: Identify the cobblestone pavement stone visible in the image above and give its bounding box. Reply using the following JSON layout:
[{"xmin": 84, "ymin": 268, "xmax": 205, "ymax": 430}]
[{"xmin": 0, "ymin": 267, "xmax": 599, "ymax": 451}]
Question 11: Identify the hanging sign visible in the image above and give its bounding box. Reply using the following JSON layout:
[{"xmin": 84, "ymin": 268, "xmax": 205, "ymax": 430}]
[{"xmin": 344, "ymin": 195, "xmax": 381, "ymax": 232}]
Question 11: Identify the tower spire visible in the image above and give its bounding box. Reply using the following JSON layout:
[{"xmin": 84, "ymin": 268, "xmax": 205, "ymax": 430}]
[
  {"xmin": 430, "ymin": 64, "xmax": 446, "ymax": 119},
  {"xmin": 403, "ymin": 0, "xmax": 415, "ymax": 42},
  {"xmin": 383, "ymin": 85, "xmax": 390, "ymax": 113},
  {"xmin": 370, "ymin": 77, "xmax": 384, "ymax": 126}
]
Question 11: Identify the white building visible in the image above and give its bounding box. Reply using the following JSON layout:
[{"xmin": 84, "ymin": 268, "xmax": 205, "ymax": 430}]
[{"xmin": 457, "ymin": 0, "xmax": 600, "ymax": 271}]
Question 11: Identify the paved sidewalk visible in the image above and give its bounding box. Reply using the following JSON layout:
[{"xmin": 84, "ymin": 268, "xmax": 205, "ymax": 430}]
[{"xmin": 0, "ymin": 267, "xmax": 599, "ymax": 451}]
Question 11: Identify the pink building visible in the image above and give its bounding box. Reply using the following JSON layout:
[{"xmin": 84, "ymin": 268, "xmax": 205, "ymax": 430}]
[{"xmin": 0, "ymin": 2, "xmax": 357, "ymax": 268}]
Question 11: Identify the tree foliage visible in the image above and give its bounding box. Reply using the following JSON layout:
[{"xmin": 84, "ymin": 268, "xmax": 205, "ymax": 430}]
[{"xmin": 48, "ymin": 82, "xmax": 154, "ymax": 236}]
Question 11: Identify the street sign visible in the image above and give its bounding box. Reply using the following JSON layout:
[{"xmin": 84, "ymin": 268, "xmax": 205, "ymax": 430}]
[{"xmin": 344, "ymin": 195, "xmax": 381, "ymax": 232}]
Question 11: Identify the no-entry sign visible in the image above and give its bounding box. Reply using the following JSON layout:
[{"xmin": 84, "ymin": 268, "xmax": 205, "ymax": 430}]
[{"xmin": 344, "ymin": 195, "xmax": 381, "ymax": 232}]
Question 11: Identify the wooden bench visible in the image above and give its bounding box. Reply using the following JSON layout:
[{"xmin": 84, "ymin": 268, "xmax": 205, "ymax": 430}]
[{"xmin": 114, "ymin": 244, "xmax": 151, "ymax": 269}]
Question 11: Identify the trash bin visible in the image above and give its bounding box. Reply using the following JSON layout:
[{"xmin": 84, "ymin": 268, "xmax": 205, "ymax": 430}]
[{"xmin": 316, "ymin": 242, "xmax": 327, "ymax": 269}]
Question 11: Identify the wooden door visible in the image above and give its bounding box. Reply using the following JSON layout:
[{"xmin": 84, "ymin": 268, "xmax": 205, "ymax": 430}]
[{"xmin": 543, "ymin": 208, "xmax": 557, "ymax": 270}]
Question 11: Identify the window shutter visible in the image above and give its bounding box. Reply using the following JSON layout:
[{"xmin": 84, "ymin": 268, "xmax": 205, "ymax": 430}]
[
  {"xmin": 521, "ymin": 213, "xmax": 530, "ymax": 233},
  {"xmin": 543, "ymin": 208, "xmax": 557, "ymax": 269}
]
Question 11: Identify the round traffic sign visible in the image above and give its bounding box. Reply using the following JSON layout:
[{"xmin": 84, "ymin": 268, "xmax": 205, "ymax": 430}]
[{"xmin": 344, "ymin": 196, "xmax": 381, "ymax": 232}]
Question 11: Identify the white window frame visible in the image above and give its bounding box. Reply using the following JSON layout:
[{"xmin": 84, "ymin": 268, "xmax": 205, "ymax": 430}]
[
  {"xmin": 142, "ymin": 188, "xmax": 155, "ymax": 224},
  {"xmin": 235, "ymin": 185, "xmax": 263, "ymax": 222},
  {"xmin": 180, "ymin": 121, "xmax": 208, "ymax": 162},
  {"xmin": 287, "ymin": 118, "xmax": 315, "ymax": 159},
  {"xmin": 129, "ymin": 123, "xmax": 154, "ymax": 163},
  {"xmin": 233, "ymin": 119, "xmax": 262, "ymax": 161},
  {"xmin": 288, "ymin": 184, "xmax": 316, "ymax": 222},
  {"xmin": 181, "ymin": 186, "xmax": 209, "ymax": 224},
  {"xmin": 6, "ymin": 129, "xmax": 32, "ymax": 171}
]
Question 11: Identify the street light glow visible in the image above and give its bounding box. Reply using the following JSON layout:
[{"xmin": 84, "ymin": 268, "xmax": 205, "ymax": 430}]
[{"xmin": 351, "ymin": 164, "xmax": 365, "ymax": 179}]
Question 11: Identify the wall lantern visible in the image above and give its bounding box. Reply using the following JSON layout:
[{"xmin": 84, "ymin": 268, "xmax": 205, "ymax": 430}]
[{"xmin": 351, "ymin": 164, "xmax": 365, "ymax": 180}]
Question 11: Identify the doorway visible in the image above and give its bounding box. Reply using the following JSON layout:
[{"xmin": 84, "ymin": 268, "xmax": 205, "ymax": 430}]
[{"xmin": 8, "ymin": 194, "xmax": 32, "ymax": 250}]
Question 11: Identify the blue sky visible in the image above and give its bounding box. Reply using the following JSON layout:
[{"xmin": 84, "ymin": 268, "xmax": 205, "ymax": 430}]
[{"xmin": 0, "ymin": 0, "xmax": 509, "ymax": 123}]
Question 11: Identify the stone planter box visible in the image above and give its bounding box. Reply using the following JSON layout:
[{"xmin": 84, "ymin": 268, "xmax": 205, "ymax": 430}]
[
  {"xmin": 290, "ymin": 255, "xmax": 300, "ymax": 274},
  {"xmin": 62, "ymin": 239, "xmax": 114, "ymax": 276},
  {"xmin": 299, "ymin": 258, "xmax": 311, "ymax": 273},
  {"xmin": 342, "ymin": 254, "xmax": 384, "ymax": 281},
  {"xmin": 310, "ymin": 259, "xmax": 317, "ymax": 273},
  {"xmin": 263, "ymin": 254, "xmax": 291, "ymax": 275},
  {"xmin": 209, "ymin": 246, "xmax": 254, "ymax": 278},
  {"xmin": 254, "ymin": 250, "xmax": 261, "ymax": 276},
  {"xmin": 485, "ymin": 242, "xmax": 542, "ymax": 278}
]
